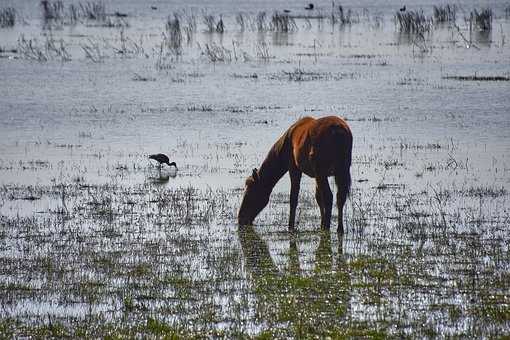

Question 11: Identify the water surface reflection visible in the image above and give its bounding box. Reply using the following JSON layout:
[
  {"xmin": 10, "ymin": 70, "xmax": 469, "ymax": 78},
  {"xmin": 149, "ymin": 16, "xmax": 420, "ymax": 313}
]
[{"xmin": 238, "ymin": 226, "xmax": 351, "ymax": 336}]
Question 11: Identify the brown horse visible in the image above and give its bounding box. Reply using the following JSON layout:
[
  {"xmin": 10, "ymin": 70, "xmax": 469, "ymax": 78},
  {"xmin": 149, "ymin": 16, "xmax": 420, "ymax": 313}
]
[{"xmin": 238, "ymin": 116, "xmax": 352, "ymax": 233}]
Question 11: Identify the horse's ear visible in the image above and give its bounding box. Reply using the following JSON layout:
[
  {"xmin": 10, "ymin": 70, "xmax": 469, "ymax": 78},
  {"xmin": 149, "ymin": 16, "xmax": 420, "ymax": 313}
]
[{"xmin": 252, "ymin": 168, "xmax": 259, "ymax": 182}]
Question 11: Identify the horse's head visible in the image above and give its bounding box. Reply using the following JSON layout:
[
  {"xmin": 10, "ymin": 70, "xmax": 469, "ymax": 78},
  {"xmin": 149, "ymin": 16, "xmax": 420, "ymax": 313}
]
[{"xmin": 238, "ymin": 168, "xmax": 270, "ymax": 225}]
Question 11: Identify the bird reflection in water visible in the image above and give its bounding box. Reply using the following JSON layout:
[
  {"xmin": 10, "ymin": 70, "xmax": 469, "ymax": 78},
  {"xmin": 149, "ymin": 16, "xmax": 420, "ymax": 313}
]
[
  {"xmin": 148, "ymin": 173, "xmax": 170, "ymax": 185},
  {"xmin": 148, "ymin": 168, "xmax": 177, "ymax": 184},
  {"xmin": 147, "ymin": 153, "xmax": 178, "ymax": 185}
]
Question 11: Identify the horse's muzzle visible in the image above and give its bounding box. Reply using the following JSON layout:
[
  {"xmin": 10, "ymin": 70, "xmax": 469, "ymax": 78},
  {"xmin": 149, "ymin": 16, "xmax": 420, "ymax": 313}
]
[{"xmin": 238, "ymin": 216, "xmax": 253, "ymax": 226}]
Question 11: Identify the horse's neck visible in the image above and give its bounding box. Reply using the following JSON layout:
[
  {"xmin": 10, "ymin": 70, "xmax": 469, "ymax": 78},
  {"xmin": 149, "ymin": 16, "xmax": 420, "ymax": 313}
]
[{"xmin": 258, "ymin": 133, "xmax": 290, "ymax": 191}]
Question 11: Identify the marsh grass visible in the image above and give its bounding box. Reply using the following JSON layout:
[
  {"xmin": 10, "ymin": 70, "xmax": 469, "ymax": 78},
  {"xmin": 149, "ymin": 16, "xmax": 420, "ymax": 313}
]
[
  {"xmin": 202, "ymin": 13, "xmax": 215, "ymax": 33},
  {"xmin": 332, "ymin": 5, "xmax": 356, "ymax": 26},
  {"xmin": 17, "ymin": 35, "xmax": 48, "ymax": 62},
  {"xmin": 10, "ymin": 4, "xmax": 506, "ymax": 64},
  {"xmin": 41, "ymin": 0, "xmax": 64, "ymax": 23},
  {"xmin": 433, "ymin": 4, "xmax": 456, "ymax": 23},
  {"xmin": 132, "ymin": 73, "xmax": 156, "ymax": 82},
  {"xmin": 442, "ymin": 74, "xmax": 510, "ymax": 81},
  {"xmin": 216, "ymin": 16, "xmax": 225, "ymax": 33},
  {"xmin": 202, "ymin": 13, "xmax": 224, "ymax": 33},
  {"xmin": 166, "ymin": 13, "xmax": 183, "ymax": 55},
  {"xmin": 235, "ymin": 12, "xmax": 247, "ymax": 32},
  {"xmin": 81, "ymin": 38, "xmax": 103, "ymax": 62},
  {"xmin": 270, "ymin": 12, "xmax": 297, "ymax": 32},
  {"xmin": 181, "ymin": 11, "xmax": 197, "ymax": 44},
  {"xmin": 395, "ymin": 10, "xmax": 432, "ymax": 34},
  {"xmin": 0, "ymin": 167, "xmax": 509, "ymax": 338},
  {"xmin": 100, "ymin": 15, "xmax": 129, "ymax": 28},
  {"xmin": 79, "ymin": 1, "xmax": 106, "ymax": 21},
  {"xmin": 256, "ymin": 11, "xmax": 267, "ymax": 32},
  {"xmin": 0, "ymin": 7, "xmax": 16, "ymax": 28},
  {"xmin": 108, "ymin": 30, "xmax": 147, "ymax": 57},
  {"xmin": 44, "ymin": 34, "xmax": 71, "ymax": 61},
  {"xmin": 201, "ymin": 42, "xmax": 233, "ymax": 63},
  {"xmin": 17, "ymin": 34, "xmax": 71, "ymax": 62},
  {"xmin": 41, "ymin": 0, "xmax": 126, "ymax": 28},
  {"xmin": 472, "ymin": 8, "xmax": 492, "ymax": 31},
  {"xmin": 271, "ymin": 68, "xmax": 358, "ymax": 81},
  {"xmin": 255, "ymin": 42, "xmax": 271, "ymax": 61}
]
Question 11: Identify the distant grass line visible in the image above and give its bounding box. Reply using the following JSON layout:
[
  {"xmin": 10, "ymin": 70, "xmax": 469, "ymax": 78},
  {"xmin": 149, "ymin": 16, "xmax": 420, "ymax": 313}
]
[{"xmin": 442, "ymin": 75, "xmax": 510, "ymax": 81}]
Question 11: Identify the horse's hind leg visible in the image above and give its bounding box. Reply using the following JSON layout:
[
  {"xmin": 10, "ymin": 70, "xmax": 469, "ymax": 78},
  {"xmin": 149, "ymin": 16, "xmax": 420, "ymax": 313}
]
[
  {"xmin": 315, "ymin": 186, "xmax": 323, "ymax": 223},
  {"xmin": 288, "ymin": 168, "xmax": 302, "ymax": 230},
  {"xmin": 316, "ymin": 177, "xmax": 333, "ymax": 230},
  {"xmin": 335, "ymin": 174, "xmax": 349, "ymax": 234}
]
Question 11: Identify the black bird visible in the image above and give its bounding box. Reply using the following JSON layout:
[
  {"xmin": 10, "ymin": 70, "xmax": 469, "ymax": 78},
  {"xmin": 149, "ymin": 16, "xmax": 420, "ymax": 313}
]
[
  {"xmin": 305, "ymin": 3, "xmax": 314, "ymax": 10},
  {"xmin": 400, "ymin": 5, "xmax": 406, "ymax": 12},
  {"xmin": 149, "ymin": 153, "xmax": 177, "ymax": 169}
]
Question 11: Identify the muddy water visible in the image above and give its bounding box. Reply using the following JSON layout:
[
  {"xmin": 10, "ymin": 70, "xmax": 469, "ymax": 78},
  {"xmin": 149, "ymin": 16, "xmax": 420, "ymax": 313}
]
[{"xmin": 0, "ymin": 0, "xmax": 509, "ymax": 337}]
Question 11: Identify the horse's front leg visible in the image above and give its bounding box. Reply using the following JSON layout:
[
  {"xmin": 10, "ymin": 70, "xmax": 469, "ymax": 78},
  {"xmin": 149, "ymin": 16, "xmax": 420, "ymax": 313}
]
[
  {"xmin": 288, "ymin": 168, "xmax": 302, "ymax": 231},
  {"xmin": 316, "ymin": 177, "xmax": 333, "ymax": 230}
]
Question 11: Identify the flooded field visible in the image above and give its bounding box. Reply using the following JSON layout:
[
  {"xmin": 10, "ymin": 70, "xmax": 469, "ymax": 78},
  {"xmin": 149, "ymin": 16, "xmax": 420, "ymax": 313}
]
[{"xmin": 1, "ymin": 0, "xmax": 509, "ymax": 337}]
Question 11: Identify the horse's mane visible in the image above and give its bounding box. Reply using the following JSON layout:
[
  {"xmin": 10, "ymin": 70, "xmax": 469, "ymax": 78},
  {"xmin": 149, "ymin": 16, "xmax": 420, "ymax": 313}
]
[
  {"xmin": 269, "ymin": 128, "xmax": 290, "ymax": 158},
  {"xmin": 257, "ymin": 128, "xmax": 292, "ymax": 189}
]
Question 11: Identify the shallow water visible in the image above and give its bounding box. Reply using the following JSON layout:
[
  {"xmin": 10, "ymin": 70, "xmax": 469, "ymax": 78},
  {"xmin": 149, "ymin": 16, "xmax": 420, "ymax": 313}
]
[{"xmin": 0, "ymin": 0, "xmax": 509, "ymax": 337}]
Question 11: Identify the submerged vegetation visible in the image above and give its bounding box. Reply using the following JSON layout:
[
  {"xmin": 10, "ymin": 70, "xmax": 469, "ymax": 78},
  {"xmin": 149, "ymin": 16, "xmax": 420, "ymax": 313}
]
[{"xmin": 0, "ymin": 162, "xmax": 508, "ymax": 337}]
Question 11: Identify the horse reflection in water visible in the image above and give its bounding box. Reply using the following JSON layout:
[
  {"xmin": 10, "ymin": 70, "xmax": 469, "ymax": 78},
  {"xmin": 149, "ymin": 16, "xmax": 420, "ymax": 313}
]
[
  {"xmin": 238, "ymin": 116, "xmax": 352, "ymax": 233},
  {"xmin": 237, "ymin": 225, "xmax": 350, "ymax": 330},
  {"xmin": 238, "ymin": 226, "xmax": 346, "ymax": 277}
]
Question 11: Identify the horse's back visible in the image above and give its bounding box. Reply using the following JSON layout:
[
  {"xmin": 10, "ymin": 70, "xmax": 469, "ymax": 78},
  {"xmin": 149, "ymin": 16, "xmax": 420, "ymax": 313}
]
[
  {"xmin": 290, "ymin": 116, "xmax": 351, "ymax": 177},
  {"xmin": 314, "ymin": 116, "xmax": 351, "ymax": 137}
]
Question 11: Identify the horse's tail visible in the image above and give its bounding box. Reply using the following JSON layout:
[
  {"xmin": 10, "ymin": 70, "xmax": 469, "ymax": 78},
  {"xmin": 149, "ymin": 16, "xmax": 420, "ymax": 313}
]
[
  {"xmin": 338, "ymin": 149, "xmax": 351, "ymax": 198},
  {"xmin": 332, "ymin": 123, "xmax": 352, "ymax": 197},
  {"xmin": 343, "ymin": 156, "xmax": 352, "ymax": 197}
]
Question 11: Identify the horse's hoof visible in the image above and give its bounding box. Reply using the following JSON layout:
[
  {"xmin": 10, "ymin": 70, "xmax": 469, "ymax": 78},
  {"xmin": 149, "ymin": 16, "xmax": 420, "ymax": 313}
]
[{"xmin": 337, "ymin": 222, "xmax": 345, "ymax": 234}]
